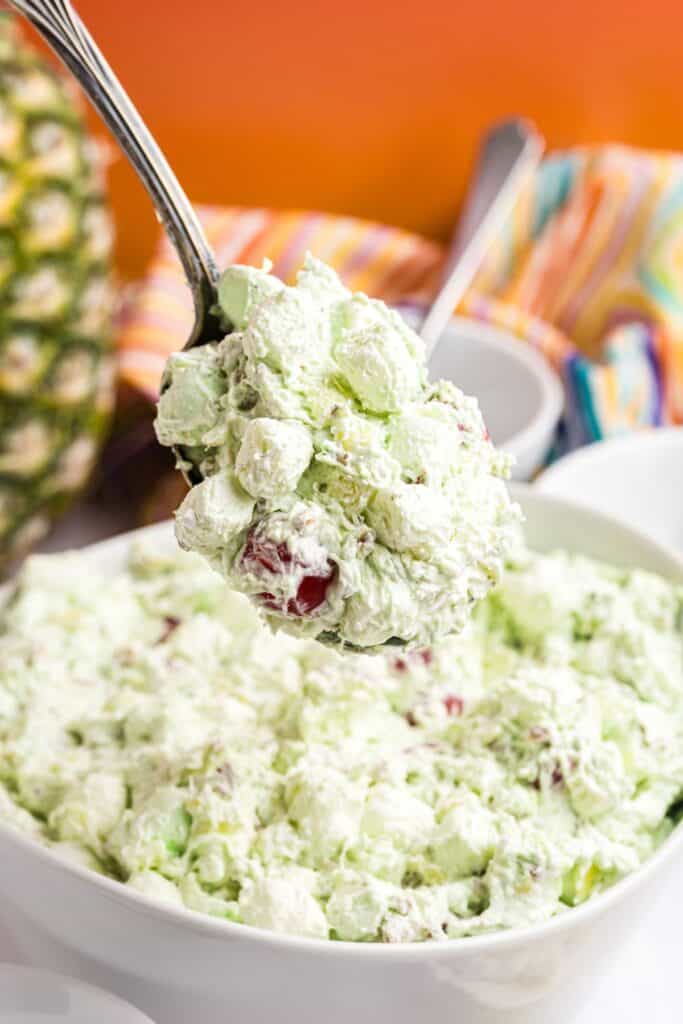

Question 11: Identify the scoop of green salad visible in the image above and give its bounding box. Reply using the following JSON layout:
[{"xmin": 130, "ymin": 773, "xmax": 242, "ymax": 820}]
[
  {"xmin": 1, "ymin": 538, "xmax": 681, "ymax": 942},
  {"xmin": 154, "ymin": 256, "xmax": 518, "ymax": 647}
]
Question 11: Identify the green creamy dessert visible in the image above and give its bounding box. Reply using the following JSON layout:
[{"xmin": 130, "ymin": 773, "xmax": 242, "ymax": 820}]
[
  {"xmin": 154, "ymin": 256, "xmax": 517, "ymax": 647},
  {"xmin": 1, "ymin": 537, "xmax": 682, "ymax": 942}
]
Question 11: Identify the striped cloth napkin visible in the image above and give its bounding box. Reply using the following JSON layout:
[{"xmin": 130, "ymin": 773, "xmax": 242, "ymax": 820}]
[{"xmin": 117, "ymin": 145, "xmax": 683, "ymax": 454}]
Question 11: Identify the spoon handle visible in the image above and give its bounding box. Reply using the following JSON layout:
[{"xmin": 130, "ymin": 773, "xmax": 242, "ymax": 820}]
[
  {"xmin": 420, "ymin": 118, "xmax": 544, "ymax": 358},
  {"xmin": 9, "ymin": 0, "xmax": 222, "ymax": 346}
]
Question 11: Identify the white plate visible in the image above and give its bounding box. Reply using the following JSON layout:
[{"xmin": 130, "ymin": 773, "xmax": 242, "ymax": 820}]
[
  {"xmin": 537, "ymin": 428, "xmax": 683, "ymax": 553},
  {"xmin": 0, "ymin": 964, "xmax": 155, "ymax": 1023},
  {"xmin": 572, "ymin": 864, "xmax": 681, "ymax": 1023}
]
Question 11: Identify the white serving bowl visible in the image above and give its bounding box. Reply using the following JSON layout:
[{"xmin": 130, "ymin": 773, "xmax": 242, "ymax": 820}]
[
  {"xmin": 0, "ymin": 487, "xmax": 681, "ymax": 1024},
  {"xmin": 429, "ymin": 317, "xmax": 563, "ymax": 480},
  {"xmin": 537, "ymin": 427, "xmax": 683, "ymax": 552}
]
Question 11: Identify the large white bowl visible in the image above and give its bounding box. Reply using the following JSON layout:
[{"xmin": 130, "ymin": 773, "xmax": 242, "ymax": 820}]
[
  {"xmin": 428, "ymin": 317, "xmax": 564, "ymax": 480},
  {"xmin": 537, "ymin": 427, "xmax": 683, "ymax": 552},
  {"xmin": 0, "ymin": 487, "xmax": 681, "ymax": 1024}
]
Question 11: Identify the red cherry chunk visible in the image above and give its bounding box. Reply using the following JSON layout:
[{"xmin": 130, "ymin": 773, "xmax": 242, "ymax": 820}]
[
  {"xmin": 443, "ymin": 694, "xmax": 464, "ymax": 716},
  {"xmin": 241, "ymin": 527, "xmax": 336, "ymax": 618},
  {"xmin": 292, "ymin": 569, "xmax": 336, "ymax": 615},
  {"xmin": 241, "ymin": 534, "xmax": 292, "ymax": 574}
]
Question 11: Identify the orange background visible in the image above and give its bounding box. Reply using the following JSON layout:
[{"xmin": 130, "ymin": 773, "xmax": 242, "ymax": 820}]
[{"xmin": 41, "ymin": 0, "xmax": 683, "ymax": 280}]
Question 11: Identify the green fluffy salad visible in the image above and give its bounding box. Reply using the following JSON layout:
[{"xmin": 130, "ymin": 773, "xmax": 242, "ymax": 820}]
[
  {"xmin": 154, "ymin": 256, "xmax": 517, "ymax": 648},
  {"xmin": 1, "ymin": 536, "xmax": 682, "ymax": 942}
]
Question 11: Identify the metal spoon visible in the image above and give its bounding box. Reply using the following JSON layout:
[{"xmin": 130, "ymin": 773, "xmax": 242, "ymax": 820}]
[{"xmin": 420, "ymin": 118, "xmax": 543, "ymax": 358}]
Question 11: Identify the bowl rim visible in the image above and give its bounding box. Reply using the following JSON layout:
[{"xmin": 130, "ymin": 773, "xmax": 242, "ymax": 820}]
[
  {"xmin": 430, "ymin": 315, "xmax": 564, "ymax": 461},
  {"xmin": 1, "ymin": 488, "xmax": 682, "ymax": 962}
]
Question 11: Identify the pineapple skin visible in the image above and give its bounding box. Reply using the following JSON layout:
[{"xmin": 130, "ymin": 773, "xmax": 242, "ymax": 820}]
[{"xmin": 0, "ymin": 16, "xmax": 116, "ymax": 570}]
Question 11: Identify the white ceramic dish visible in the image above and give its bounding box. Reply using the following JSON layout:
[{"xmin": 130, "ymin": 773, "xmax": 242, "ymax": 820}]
[
  {"xmin": 0, "ymin": 487, "xmax": 681, "ymax": 1024},
  {"xmin": 0, "ymin": 964, "xmax": 155, "ymax": 1023},
  {"xmin": 537, "ymin": 427, "xmax": 683, "ymax": 552},
  {"xmin": 427, "ymin": 316, "xmax": 564, "ymax": 480}
]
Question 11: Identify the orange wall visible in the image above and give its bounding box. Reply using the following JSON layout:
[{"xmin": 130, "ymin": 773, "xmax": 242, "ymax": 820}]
[{"xmin": 46, "ymin": 0, "xmax": 683, "ymax": 278}]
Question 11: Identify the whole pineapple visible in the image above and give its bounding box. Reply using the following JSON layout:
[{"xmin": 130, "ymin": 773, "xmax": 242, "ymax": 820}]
[{"xmin": 0, "ymin": 15, "xmax": 115, "ymax": 570}]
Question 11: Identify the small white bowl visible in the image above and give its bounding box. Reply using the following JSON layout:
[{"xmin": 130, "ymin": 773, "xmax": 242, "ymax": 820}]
[
  {"xmin": 537, "ymin": 427, "xmax": 683, "ymax": 552},
  {"xmin": 0, "ymin": 964, "xmax": 154, "ymax": 1023},
  {"xmin": 1, "ymin": 488, "xmax": 681, "ymax": 1024},
  {"xmin": 428, "ymin": 317, "xmax": 564, "ymax": 480}
]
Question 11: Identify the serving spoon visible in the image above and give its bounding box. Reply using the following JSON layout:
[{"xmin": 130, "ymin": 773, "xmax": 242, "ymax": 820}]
[{"xmin": 419, "ymin": 118, "xmax": 543, "ymax": 356}]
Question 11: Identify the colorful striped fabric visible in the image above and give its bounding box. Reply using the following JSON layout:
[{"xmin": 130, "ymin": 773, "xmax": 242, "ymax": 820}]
[{"xmin": 117, "ymin": 145, "xmax": 683, "ymax": 453}]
